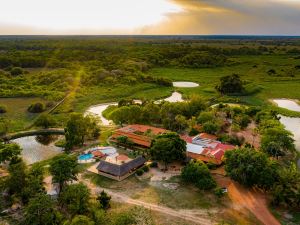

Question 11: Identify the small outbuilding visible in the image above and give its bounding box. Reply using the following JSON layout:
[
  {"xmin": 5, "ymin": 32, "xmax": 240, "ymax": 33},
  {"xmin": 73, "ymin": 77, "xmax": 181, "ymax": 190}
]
[{"xmin": 96, "ymin": 156, "xmax": 146, "ymax": 181}]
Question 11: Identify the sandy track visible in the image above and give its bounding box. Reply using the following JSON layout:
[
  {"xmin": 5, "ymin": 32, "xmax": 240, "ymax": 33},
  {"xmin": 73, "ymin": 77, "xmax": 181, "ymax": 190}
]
[{"xmin": 80, "ymin": 175, "xmax": 214, "ymax": 225}]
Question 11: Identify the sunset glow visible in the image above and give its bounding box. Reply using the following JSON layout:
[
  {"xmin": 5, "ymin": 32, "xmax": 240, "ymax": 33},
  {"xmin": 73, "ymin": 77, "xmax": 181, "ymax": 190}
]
[{"xmin": 1, "ymin": 0, "xmax": 300, "ymax": 35}]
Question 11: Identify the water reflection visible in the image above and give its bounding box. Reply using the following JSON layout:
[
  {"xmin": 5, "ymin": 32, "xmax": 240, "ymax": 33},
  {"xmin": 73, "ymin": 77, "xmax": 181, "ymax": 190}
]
[
  {"xmin": 35, "ymin": 135, "xmax": 59, "ymax": 146},
  {"xmin": 12, "ymin": 135, "xmax": 63, "ymax": 164}
]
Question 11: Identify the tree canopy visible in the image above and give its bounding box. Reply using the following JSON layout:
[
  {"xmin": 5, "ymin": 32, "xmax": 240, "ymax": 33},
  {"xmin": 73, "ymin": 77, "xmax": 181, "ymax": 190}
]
[
  {"xmin": 24, "ymin": 193, "xmax": 62, "ymax": 225},
  {"xmin": 181, "ymin": 160, "xmax": 216, "ymax": 190},
  {"xmin": 59, "ymin": 183, "xmax": 90, "ymax": 215},
  {"xmin": 150, "ymin": 132, "xmax": 186, "ymax": 169},
  {"xmin": 225, "ymin": 147, "xmax": 279, "ymax": 190},
  {"xmin": 49, "ymin": 154, "xmax": 79, "ymax": 192},
  {"xmin": 65, "ymin": 113, "xmax": 100, "ymax": 150},
  {"xmin": 0, "ymin": 142, "xmax": 22, "ymax": 163},
  {"xmin": 216, "ymin": 74, "xmax": 244, "ymax": 94}
]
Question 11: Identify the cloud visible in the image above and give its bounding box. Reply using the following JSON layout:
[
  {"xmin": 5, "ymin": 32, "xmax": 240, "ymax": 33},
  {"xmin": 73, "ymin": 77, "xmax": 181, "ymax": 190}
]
[
  {"xmin": 1, "ymin": 0, "xmax": 300, "ymax": 35},
  {"xmin": 140, "ymin": 0, "xmax": 300, "ymax": 35}
]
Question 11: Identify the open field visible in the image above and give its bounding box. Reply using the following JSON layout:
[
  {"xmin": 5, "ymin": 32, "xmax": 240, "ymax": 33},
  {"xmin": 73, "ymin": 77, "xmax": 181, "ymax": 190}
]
[
  {"xmin": 84, "ymin": 171, "xmax": 262, "ymax": 225},
  {"xmin": 149, "ymin": 54, "xmax": 300, "ymax": 105},
  {"xmin": 0, "ymin": 97, "xmax": 49, "ymax": 131}
]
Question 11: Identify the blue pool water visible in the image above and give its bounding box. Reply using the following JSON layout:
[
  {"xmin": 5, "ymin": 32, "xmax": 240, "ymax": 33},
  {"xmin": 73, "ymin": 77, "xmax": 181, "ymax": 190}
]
[{"xmin": 78, "ymin": 153, "xmax": 93, "ymax": 160}]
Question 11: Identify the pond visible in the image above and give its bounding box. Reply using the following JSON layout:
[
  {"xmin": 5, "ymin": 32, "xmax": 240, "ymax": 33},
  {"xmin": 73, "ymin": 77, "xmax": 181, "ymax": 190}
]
[
  {"xmin": 12, "ymin": 135, "xmax": 64, "ymax": 164},
  {"xmin": 157, "ymin": 91, "xmax": 184, "ymax": 103},
  {"xmin": 86, "ymin": 103, "xmax": 118, "ymax": 126},
  {"xmin": 272, "ymin": 99, "xmax": 300, "ymax": 112},
  {"xmin": 173, "ymin": 81, "xmax": 199, "ymax": 88},
  {"xmin": 279, "ymin": 116, "xmax": 300, "ymax": 168}
]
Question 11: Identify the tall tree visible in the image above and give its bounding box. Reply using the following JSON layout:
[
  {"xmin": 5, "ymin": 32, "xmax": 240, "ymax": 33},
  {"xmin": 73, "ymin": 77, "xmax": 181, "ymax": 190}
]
[
  {"xmin": 215, "ymin": 74, "xmax": 244, "ymax": 94},
  {"xmin": 25, "ymin": 193, "xmax": 62, "ymax": 225},
  {"xmin": 271, "ymin": 164, "xmax": 300, "ymax": 209},
  {"xmin": 97, "ymin": 190, "xmax": 111, "ymax": 210},
  {"xmin": 59, "ymin": 183, "xmax": 90, "ymax": 215},
  {"xmin": 65, "ymin": 113, "xmax": 100, "ymax": 150},
  {"xmin": 49, "ymin": 154, "xmax": 78, "ymax": 192},
  {"xmin": 150, "ymin": 132, "xmax": 186, "ymax": 170},
  {"xmin": 7, "ymin": 160, "xmax": 27, "ymax": 195},
  {"xmin": 65, "ymin": 113, "xmax": 87, "ymax": 150}
]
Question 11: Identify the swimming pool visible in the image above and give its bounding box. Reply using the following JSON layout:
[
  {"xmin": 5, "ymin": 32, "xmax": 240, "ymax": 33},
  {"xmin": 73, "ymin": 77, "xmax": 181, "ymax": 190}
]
[{"xmin": 78, "ymin": 153, "xmax": 93, "ymax": 160}]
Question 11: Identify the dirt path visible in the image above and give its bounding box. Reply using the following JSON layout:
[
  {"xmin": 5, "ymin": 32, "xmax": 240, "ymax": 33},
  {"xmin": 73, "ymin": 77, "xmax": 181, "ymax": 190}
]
[
  {"xmin": 79, "ymin": 175, "xmax": 214, "ymax": 225},
  {"xmin": 228, "ymin": 182, "xmax": 280, "ymax": 225}
]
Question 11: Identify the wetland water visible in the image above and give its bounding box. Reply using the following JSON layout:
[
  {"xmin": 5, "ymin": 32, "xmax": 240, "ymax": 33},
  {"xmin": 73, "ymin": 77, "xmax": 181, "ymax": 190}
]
[{"xmin": 12, "ymin": 135, "xmax": 63, "ymax": 164}]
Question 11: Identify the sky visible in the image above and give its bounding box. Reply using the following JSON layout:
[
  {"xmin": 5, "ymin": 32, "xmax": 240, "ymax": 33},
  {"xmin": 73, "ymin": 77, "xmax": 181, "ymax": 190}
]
[{"xmin": 1, "ymin": 0, "xmax": 300, "ymax": 35}]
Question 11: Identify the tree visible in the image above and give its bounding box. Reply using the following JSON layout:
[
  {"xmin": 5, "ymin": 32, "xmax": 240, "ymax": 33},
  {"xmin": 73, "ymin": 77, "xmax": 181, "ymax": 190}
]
[
  {"xmin": 7, "ymin": 160, "xmax": 27, "ymax": 195},
  {"xmin": 34, "ymin": 113, "xmax": 56, "ymax": 129},
  {"xmin": 262, "ymin": 141, "xmax": 285, "ymax": 159},
  {"xmin": 197, "ymin": 111, "xmax": 214, "ymax": 124},
  {"xmin": 28, "ymin": 102, "xmax": 46, "ymax": 113},
  {"xmin": 49, "ymin": 154, "xmax": 78, "ymax": 192},
  {"xmin": 150, "ymin": 132, "xmax": 186, "ymax": 170},
  {"xmin": 181, "ymin": 160, "xmax": 216, "ymax": 190},
  {"xmin": 225, "ymin": 148, "xmax": 278, "ymax": 190},
  {"xmin": 0, "ymin": 118, "xmax": 10, "ymax": 136},
  {"xmin": 65, "ymin": 215, "xmax": 95, "ymax": 225},
  {"xmin": 0, "ymin": 142, "xmax": 22, "ymax": 163},
  {"xmin": 202, "ymin": 121, "xmax": 221, "ymax": 135},
  {"xmin": 59, "ymin": 183, "xmax": 90, "ymax": 215},
  {"xmin": 65, "ymin": 113, "xmax": 100, "ymax": 150},
  {"xmin": 271, "ymin": 164, "xmax": 300, "ymax": 209},
  {"xmin": 261, "ymin": 128, "xmax": 295, "ymax": 157},
  {"xmin": 97, "ymin": 190, "xmax": 111, "ymax": 210},
  {"xmin": 21, "ymin": 163, "xmax": 45, "ymax": 204},
  {"xmin": 65, "ymin": 113, "xmax": 87, "ymax": 150},
  {"xmin": 215, "ymin": 74, "xmax": 244, "ymax": 94},
  {"xmin": 24, "ymin": 193, "xmax": 62, "ymax": 225}
]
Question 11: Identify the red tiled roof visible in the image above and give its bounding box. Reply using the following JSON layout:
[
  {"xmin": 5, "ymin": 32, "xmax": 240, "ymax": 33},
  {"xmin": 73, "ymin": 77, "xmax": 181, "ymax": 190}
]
[
  {"xmin": 199, "ymin": 133, "xmax": 218, "ymax": 140},
  {"xmin": 116, "ymin": 154, "xmax": 129, "ymax": 161},
  {"xmin": 180, "ymin": 135, "xmax": 193, "ymax": 143},
  {"xmin": 92, "ymin": 151, "xmax": 105, "ymax": 157},
  {"xmin": 112, "ymin": 125, "xmax": 169, "ymax": 147},
  {"xmin": 118, "ymin": 124, "xmax": 168, "ymax": 135},
  {"xmin": 215, "ymin": 143, "xmax": 235, "ymax": 151}
]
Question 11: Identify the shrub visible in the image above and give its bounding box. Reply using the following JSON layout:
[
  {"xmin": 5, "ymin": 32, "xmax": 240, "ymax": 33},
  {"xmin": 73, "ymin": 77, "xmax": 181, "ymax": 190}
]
[
  {"xmin": 0, "ymin": 105, "xmax": 7, "ymax": 114},
  {"xmin": 207, "ymin": 162, "xmax": 217, "ymax": 170},
  {"xmin": 214, "ymin": 187, "xmax": 225, "ymax": 198},
  {"xmin": 10, "ymin": 67, "xmax": 23, "ymax": 76},
  {"xmin": 149, "ymin": 162, "xmax": 158, "ymax": 168},
  {"xmin": 136, "ymin": 169, "xmax": 144, "ymax": 176},
  {"xmin": 28, "ymin": 102, "xmax": 46, "ymax": 113},
  {"xmin": 142, "ymin": 166, "xmax": 149, "ymax": 172}
]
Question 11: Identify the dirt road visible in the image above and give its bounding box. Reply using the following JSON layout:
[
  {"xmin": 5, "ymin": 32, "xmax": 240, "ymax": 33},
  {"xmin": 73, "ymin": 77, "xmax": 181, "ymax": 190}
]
[
  {"xmin": 228, "ymin": 182, "xmax": 280, "ymax": 225},
  {"xmin": 79, "ymin": 175, "xmax": 215, "ymax": 225}
]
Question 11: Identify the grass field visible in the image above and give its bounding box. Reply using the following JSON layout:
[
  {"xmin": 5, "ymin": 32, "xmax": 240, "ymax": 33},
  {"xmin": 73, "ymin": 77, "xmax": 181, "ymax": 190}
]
[
  {"xmin": 149, "ymin": 54, "xmax": 300, "ymax": 105},
  {"xmin": 0, "ymin": 97, "xmax": 49, "ymax": 132}
]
